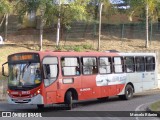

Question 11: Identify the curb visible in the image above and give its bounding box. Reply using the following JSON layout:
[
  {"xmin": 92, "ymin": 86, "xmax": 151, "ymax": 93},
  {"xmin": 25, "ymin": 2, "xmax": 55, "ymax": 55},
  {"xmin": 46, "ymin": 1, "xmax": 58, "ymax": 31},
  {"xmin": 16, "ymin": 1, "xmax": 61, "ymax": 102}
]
[{"xmin": 147, "ymin": 106, "xmax": 160, "ymax": 116}]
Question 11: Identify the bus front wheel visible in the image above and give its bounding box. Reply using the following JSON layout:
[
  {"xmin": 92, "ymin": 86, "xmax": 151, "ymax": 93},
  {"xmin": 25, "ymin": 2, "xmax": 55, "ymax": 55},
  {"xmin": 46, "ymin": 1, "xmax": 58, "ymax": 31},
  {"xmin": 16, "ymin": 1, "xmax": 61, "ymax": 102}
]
[
  {"xmin": 119, "ymin": 84, "xmax": 133, "ymax": 100},
  {"xmin": 65, "ymin": 91, "xmax": 73, "ymax": 110}
]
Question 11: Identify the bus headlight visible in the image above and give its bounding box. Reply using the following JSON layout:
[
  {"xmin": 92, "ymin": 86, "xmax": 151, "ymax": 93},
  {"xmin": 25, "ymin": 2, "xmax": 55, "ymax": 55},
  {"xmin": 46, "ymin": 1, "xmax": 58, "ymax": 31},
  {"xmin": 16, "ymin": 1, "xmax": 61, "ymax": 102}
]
[
  {"xmin": 33, "ymin": 89, "xmax": 41, "ymax": 97},
  {"xmin": 37, "ymin": 89, "xmax": 40, "ymax": 94}
]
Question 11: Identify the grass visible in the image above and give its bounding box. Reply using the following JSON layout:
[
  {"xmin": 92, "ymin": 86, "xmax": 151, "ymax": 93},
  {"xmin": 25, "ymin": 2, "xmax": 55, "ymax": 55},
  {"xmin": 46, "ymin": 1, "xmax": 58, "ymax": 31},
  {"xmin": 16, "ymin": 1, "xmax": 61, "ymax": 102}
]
[
  {"xmin": 150, "ymin": 101, "xmax": 160, "ymax": 111},
  {"xmin": 54, "ymin": 44, "xmax": 93, "ymax": 52}
]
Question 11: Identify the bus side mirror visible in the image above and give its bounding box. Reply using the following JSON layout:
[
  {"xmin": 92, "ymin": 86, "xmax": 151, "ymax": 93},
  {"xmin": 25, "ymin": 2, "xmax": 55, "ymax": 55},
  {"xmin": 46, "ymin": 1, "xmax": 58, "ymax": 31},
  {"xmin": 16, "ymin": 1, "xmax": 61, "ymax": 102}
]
[{"xmin": 2, "ymin": 62, "xmax": 8, "ymax": 77}]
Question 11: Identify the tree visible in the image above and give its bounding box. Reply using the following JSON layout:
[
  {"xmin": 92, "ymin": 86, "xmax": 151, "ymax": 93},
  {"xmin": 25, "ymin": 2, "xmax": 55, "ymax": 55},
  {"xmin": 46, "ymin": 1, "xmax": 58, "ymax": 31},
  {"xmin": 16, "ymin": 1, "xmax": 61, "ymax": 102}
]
[
  {"xmin": 0, "ymin": 0, "xmax": 12, "ymax": 41},
  {"xmin": 88, "ymin": 0, "xmax": 111, "ymax": 51},
  {"xmin": 125, "ymin": 0, "xmax": 160, "ymax": 48},
  {"xmin": 15, "ymin": 0, "xmax": 91, "ymax": 41},
  {"xmin": 15, "ymin": 0, "xmax": 44, "ymax": 50},
  {"xmin": 55, "ymin": 0, "xmax": 90, "ymax": 44},
  {"xmin": 0, "ymin": 0, "xmax": 11, "ymax": 14}
]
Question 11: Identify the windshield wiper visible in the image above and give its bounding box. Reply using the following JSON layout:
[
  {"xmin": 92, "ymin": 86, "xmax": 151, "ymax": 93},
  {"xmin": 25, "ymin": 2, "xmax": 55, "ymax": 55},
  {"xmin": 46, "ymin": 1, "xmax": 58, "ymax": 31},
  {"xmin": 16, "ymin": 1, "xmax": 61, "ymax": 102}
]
[
  {"xmin": 22, "ymin": 85, "xmax": 34, "ymax": 88},
  {"xmin": 8, "ymin": 86, "xmax": 27, "ymax": 91}
]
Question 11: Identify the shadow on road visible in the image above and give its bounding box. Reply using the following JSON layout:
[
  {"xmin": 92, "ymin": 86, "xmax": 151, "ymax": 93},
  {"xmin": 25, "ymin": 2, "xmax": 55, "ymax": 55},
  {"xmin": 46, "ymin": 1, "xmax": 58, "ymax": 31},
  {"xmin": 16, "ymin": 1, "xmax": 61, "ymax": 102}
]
[{"xmin": 8, "ymin": 94, "xmax": 153, "ymax": 112}]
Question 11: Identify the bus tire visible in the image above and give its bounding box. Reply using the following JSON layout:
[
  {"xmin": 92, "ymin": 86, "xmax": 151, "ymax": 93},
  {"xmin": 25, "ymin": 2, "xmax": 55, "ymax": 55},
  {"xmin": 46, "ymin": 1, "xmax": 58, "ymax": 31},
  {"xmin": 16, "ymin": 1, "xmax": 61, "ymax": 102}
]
[
  {"xmin": 119, "ymin": 84, "xmax": 133, "ymax": 100},
  {"xmin": 65, "ymin": 91, "xmax": 73, "ymax": 110},
  {"xmin": 37, "ymin": 104, "xmax": 44, "ymax": 109}
]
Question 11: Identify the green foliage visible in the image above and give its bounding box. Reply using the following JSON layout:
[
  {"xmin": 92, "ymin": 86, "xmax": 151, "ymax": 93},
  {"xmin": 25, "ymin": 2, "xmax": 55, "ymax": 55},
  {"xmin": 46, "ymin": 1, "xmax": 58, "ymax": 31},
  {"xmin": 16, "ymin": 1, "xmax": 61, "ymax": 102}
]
[
  {"xmin": 58, "ymin": 0, "xmax": 90, "ymax": 27},
  {"xmin": 125, "ymin": 0, "xmax": 160, "ymax": 21},
  {"xmin": 150, "ymin": 100, "xmax": 160, "ymax": 111},
  {"xmin": 82, "ymin": 44, "xmax": 92, "ymax": 49},
  {"xmin": 15, "ymin": 0, "xmax": 91, "ymax": 26},
  {"xmin": 122, "ymin": 0, "xmax": 160, "ymax": 48},
  {"xmin": 87, "ymin": 0, "xmax": 112, "ymax": 22},
  {"xmin": 55, "ymin": 43, "xmax": 93, "ymax": 52},
  {"xmin": 73, "ymin": 45, "xmax": 83, "ymax": 51},
  {"xmin": 55, "ymin": 45, "xmax": 63, "ymax": 51},
  {"xmin": 15, "ymin": 0, "xmax": 40, "ymax": 22},
  {"xmin": 0, "ymin": 0, "xmax": 11, "ymax": 14},
  {"xmin": 14, "ymin": 0, "xmax": 113, "ymax": 27}
]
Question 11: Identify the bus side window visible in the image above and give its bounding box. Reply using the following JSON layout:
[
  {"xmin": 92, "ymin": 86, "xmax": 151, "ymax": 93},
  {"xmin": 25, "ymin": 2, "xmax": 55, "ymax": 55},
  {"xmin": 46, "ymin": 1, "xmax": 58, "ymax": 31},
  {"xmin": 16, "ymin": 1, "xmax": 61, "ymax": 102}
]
[
  {"xmin": 135, "ymin": 57, "xmax": 145, "ymax": 72},
  {"xmin": 61, "ymin": 57, "xmax": 80, "ymax": 76},
  {"xmin": 124, "ymin": 57, "xmax": 135, "ymax": 73},
  {"xmin": 113, "ymin": 57, "xmax": 123, "ymax": 73},
  {"xmin": 43, "ymin": 64, "xmax": 50, "ymax": 79},
  {"xmin": 99, "ymin": 57, "xmax": 112, "ymax": 74},
  {"xmin": 43, "ymin": 64, "xmax": 58, "ymax": 79},
  {"xmin": 82, "ymin": 57, "xmax": 98, "ymax": 75},
  {"xmin": 146, "ymin": 56, "xmax": 155, "ymax": 71}
]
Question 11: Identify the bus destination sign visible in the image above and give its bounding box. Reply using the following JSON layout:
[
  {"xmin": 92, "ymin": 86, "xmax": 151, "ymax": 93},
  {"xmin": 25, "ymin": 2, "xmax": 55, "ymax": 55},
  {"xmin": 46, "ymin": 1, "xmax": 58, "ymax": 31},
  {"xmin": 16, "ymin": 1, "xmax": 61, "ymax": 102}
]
[{"xmin": 8, "ymin": 53, "xmax": 39, "ymax": 62}]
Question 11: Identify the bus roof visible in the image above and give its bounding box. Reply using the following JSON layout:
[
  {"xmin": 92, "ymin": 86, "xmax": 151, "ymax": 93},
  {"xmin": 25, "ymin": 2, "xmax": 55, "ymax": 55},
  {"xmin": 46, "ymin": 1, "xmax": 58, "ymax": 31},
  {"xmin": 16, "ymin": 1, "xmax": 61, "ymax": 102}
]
[
  {"xmin": 8, "ymin": 51, "xmax": 156, "ymax": 58},
  {"xmin": 119, "ymin": 53, "xmax": 156, "ymax": 57}
]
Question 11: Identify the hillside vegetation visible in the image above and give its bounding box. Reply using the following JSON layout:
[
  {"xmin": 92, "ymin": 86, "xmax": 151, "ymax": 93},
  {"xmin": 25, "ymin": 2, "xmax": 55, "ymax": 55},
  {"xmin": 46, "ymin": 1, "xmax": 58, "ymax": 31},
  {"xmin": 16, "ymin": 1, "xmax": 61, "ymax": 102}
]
[{"xmin": 0, "ymin": 33, "xmax": 160, "ymax": 80}]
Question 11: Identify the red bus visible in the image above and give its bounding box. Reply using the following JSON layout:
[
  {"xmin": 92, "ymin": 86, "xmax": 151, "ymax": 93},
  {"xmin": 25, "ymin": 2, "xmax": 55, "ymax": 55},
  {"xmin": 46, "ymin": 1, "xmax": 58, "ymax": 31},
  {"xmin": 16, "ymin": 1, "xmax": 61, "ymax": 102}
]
[{"xmin": 2, "ymin": 51, "xmax": 157, "ymax": 109}]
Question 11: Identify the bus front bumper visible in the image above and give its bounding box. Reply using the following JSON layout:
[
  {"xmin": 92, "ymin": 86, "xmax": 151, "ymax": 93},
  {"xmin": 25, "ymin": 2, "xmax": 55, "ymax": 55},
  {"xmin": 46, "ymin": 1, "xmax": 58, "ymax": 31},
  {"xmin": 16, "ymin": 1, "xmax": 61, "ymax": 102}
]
[{"xmin": 7, "ymin": 94, "xmax": 44, "ymax": 105}]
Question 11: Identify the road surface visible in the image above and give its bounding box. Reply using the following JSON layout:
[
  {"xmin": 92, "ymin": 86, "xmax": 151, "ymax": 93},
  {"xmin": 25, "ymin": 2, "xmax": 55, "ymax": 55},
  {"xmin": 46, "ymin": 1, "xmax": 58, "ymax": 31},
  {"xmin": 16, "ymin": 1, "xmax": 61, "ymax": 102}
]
[{"xmin": 0, "ymin": 89, "xmax": 160, "ymax": 120}]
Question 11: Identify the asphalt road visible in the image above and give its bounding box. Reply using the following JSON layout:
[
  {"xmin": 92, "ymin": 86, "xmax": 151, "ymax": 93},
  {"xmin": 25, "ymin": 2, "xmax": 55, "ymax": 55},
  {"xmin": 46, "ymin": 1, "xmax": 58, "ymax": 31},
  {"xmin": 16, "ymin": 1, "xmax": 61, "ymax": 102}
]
[{"xmin": 0, "ymin": 89, "xmax": 160, "ymax": 120}]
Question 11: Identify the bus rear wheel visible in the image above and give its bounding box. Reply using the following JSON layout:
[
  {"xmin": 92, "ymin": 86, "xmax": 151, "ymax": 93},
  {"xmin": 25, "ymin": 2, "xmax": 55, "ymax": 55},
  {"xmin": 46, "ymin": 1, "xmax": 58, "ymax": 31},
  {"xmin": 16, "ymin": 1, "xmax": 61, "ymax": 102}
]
[
  {"xmin": 65, "ymin": 91, "xmax": 73, "ymax": 110},
  {"xmin": 119, "ymin": 84, "xmax": 133, "ymax": 100}
]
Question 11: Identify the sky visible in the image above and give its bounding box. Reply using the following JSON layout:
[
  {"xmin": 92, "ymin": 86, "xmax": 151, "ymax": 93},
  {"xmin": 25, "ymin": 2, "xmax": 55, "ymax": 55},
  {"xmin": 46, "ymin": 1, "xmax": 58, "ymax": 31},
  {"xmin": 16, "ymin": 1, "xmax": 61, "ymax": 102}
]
[{"xmin": 110, "ymin": 0, "xmax": 124, "ymax": 4}]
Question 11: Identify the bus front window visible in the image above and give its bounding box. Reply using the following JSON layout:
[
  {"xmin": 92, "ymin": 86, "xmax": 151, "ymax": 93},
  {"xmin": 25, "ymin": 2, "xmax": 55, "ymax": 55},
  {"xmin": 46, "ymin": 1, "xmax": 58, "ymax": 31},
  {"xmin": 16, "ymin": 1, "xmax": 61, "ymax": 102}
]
[{"xmin": 8, "ymin": 63, "xmax": 41, "ymax": 87}]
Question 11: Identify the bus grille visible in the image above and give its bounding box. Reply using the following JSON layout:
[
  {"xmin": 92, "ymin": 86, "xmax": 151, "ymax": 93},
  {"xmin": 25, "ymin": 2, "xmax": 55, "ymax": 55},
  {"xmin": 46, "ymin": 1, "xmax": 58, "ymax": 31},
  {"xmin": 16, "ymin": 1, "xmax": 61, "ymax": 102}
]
[
  {"xmin": 11, "ymin": 94, "xmax": 30, "ymax": 97},
  {"xmin": 11, "ymin": 99, "xmax": 31, "ymax": 103}
]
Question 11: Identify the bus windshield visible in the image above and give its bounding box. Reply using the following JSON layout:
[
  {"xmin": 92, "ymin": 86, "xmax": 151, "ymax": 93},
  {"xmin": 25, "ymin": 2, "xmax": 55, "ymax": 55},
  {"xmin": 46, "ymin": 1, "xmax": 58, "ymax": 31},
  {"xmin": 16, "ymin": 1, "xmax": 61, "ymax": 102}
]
[{"xmin": 8, "ymin": 62, "xmax": 41, "ymax": 89}]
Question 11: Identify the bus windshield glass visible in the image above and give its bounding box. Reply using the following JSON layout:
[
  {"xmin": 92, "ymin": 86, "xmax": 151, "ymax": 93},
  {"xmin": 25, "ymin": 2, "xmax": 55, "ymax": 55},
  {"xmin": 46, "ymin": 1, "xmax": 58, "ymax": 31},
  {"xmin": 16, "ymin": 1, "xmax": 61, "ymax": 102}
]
[
  {"xmin": 8, "ymin": 63, "xmax": 41, "ymax": 88},
  {"xmin": 8, "ymin": 53, "xmax": 41, "ymax": 89}
]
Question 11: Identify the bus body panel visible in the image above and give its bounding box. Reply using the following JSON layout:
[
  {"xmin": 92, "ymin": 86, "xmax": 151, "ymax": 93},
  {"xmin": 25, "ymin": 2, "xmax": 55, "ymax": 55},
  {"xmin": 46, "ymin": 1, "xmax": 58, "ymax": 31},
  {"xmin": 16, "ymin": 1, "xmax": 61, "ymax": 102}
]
[
  {"xmin": 142, "ymin": 71, "xmax": 156, "ymax": 90},
  {"xmin": 118, "ymin": 53, "xmax": 157, "ymax": 95}
]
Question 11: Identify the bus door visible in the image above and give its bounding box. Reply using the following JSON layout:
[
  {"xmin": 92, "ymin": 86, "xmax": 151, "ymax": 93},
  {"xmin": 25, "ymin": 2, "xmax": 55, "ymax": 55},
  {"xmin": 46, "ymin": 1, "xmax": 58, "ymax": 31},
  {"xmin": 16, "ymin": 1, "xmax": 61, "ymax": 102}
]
[{"xmin": 42, "ymin": 57, "xmax": 59, "ymax": 104}]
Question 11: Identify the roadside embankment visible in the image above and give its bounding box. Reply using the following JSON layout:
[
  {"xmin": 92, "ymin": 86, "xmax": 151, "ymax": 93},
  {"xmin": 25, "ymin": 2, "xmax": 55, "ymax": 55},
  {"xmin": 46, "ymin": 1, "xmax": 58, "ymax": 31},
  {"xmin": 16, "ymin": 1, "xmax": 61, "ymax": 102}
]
[{"xmin": 148, "ymin": 101, "xmax": 160, "ymax": 116}]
